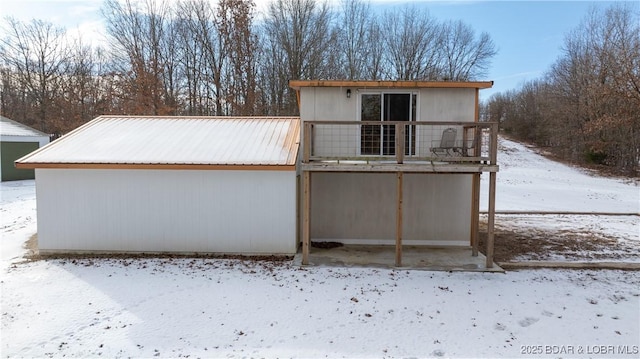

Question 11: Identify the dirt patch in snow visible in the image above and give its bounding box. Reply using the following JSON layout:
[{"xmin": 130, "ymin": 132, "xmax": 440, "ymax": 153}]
[
  {"xmin": 479, "ymin": 221, "xmax": 639, "ymax": 263},
  {"xmin": 22, "ymin": 240, "xmax": 293, "ymax": 265},
  {"xmin": 25, "ymin": 234, "xmax": 38, "ymax": 255}
]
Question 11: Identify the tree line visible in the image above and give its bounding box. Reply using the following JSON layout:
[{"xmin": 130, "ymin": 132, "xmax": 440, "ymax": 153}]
[
  {"xmin": 483, "ymin": 3, "xmax": 639, "ymax": 175},
  {"xmin": 0, "ymin": 0, "xmax": 496, "ymax": 136}
]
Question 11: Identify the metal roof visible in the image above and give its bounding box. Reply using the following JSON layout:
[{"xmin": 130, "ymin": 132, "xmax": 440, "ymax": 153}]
[
  {"xmin": 1, "ymin": 116, "xmax": 49, "ymax": 137},
  {"xmin": 16, "ymin": 116, "xmax": 300, "ymax": 170}
]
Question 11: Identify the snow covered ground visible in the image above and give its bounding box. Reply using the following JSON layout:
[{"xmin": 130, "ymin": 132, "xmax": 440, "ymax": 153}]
[
  {"xmin": 482, "ymin": 138, "xmax": 638, "ymax": 213},
  {"xmin": 480, "ymin": 138, "xmax": 639, "ymax": 263},
  {"xmin": 1, "ymin": 138, "xmax": 639, "ymax": 358}
]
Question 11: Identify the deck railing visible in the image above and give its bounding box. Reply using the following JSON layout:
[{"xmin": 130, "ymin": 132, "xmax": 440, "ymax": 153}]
[{"xmin": 302, "ymin": 121, "xmax": 499, "ymax": 166}]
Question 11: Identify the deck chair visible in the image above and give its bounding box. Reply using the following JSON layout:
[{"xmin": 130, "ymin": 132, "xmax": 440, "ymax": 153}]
[
  {"xmin": 431, "ymin": 128, "xmax": 457, "ymax": 156},
  {"xmin": 453, "ymin": 134, "xmax": 478, "ymax": 157}
]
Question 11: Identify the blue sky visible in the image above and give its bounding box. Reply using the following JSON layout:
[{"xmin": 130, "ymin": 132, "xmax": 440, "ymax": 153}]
[
  {"xmin": 417, "ymin": 1, "xmax": 607, "ymax": 99},
  {"xmin": 0, "ymin": 0, "xmax": 631, "ymax": 100}
]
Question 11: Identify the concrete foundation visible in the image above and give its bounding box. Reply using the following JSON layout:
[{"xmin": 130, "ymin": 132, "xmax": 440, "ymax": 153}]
[{"xmin": 294, "ymin": 245, "xmax": 504, "ymax": 272}]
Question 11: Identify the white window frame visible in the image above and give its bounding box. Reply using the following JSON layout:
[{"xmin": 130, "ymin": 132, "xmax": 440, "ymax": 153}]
[{"xmin": 357, "ymin": 90, "xmax": 419, "ymax": 156}]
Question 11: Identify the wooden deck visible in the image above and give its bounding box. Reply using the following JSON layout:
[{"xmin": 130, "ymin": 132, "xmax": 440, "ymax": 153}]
[
  {"xmin": 302, "ymin": 120, "xmax": 499, "ymax": 174},
  {"xmin": 299, "ymin": 121, "xmax": 499, "ymax": 270}
]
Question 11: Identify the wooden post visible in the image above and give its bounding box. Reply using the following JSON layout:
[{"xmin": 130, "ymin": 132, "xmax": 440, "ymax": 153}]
[
  {"xmin": 302, "ymin": 171, "xmax": 311, "ymax": 265},
  {"xmin": 395, "ymin": 123, "xmax": 404, "ymax": 164},
  {"xmin": 471, "ymin": 173, "xmax": 480, "ymax": 256},
  {"xmin": 490, "ymin": 122, "xmax": 498, "ymax": 165},
  {"xmin": 485, "ymin": 172, "xmax": 497, "ymax": 268},
  {"xmin": 395, "ymin": 172, "xmax": 403, "ymax": 267},
  {"xmin": 303, "ymin": 122, "xmax": 311, "ymax": 163}
]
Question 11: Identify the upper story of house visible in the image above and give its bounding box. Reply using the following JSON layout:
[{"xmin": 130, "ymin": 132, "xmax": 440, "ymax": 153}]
[{"xmin": 289, "ymin": 80, "xmax": 499, "ymax": 173}]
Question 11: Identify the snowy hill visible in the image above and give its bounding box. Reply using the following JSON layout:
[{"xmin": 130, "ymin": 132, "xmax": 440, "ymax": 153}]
[{"xmin": 482, "ymin": 137, "xmax": 639, "ymax": 213}]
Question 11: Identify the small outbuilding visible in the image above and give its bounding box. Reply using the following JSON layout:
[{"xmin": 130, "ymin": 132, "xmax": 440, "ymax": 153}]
[
  {"xmin": 1, "ymin": 116, "xmax": 49, "ymax": 181},
  {"xmin": 16, "ymin": 116, "xmax": 299, "ymax": 255}
]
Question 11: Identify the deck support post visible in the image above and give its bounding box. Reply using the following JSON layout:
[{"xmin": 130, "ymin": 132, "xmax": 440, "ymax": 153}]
[
  {"xmin": 471, "ymin": 173, "xmax": 480, "ymax": 256},
  {"xmin": 302, "ymin": 171, "xmax": 311, "ymax": 265},
  {"xmin": 303, "ymin": 123, "xmax": 311, "ymax": 162},
  {"xmin": 485, "ymin": 171, "xmax": 497, "ymax": 268},
  {"xmin": 395, "ymin": 123, "xmax": 405, "ymax": 164},
  {"xmin": 395, "ymin": 171, "xmax": 403, "ymax": 267}
]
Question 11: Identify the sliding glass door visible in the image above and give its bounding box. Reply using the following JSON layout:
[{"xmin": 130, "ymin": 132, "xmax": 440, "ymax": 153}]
[{"xmin": 361, "ymin": 93, "xmax": 416, "ymax": 156}]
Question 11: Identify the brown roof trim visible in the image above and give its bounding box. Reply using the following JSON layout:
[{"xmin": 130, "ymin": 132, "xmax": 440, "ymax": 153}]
[
  {"xmin": 289, "ymin": 80, "xmax": 494, "ymax": 90},
  {"xmin": 93, "ymin": 115, "xmax": 300, "ymax": 120},
  {"xmin": 15, "ymin": 162, "xmax": 297, "ymax": 171}
]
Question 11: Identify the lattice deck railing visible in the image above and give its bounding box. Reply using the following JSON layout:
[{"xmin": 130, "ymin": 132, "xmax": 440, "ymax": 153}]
[{"xmin": 302, "ymin": 121, "xmax": 498, "ymax": 166}]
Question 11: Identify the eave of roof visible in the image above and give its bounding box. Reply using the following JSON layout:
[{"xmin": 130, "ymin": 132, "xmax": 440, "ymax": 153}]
[
  {"xmin": 289, "ymin": 80, "xmax": 494, "ymax": 90},
  {"xmin": 15, "ymin": 162, "xmax": 296, "ymax": 171}
]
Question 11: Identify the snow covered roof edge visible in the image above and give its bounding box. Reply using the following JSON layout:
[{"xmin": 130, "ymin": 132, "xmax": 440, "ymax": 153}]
[{"xmin": 0, "ymin": 116, "xmax": 49, "ymax": 137}]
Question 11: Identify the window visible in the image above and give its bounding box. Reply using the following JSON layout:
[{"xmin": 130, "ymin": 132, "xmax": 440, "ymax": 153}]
[{"xmin": 360, "ymin": 93, "xmax": 416, "ymax": 156}]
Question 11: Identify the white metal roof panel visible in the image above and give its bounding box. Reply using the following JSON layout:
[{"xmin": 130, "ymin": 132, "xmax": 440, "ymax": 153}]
[
  {"xmin": 1, "ymin": 116, "xmax": 48, "ymax": 137},
  {"xmin": 16, "ymin": 116, "xmax": 300, "ymax": 169}
]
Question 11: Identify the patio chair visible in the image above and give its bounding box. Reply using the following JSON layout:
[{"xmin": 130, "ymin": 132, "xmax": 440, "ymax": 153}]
[
  {"xmin": 453, "ymin": 134, "xmax": 478, "ymax": 157},
  {"xmin": 431, "ymin": 128, "xmax": 457, "ymax": 156}
]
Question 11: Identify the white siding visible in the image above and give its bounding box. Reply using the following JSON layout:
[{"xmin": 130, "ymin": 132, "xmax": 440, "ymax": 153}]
[
  {"xmin": 299, "ymin": 87, "xmax": 357, "ymax": 121},
  {"xmin": 36, "ymin": 169, "xmax": 297, "ymax": 254},
  {"xmin": 417, "ymin": 88, "xmax": 476, "ymax": 156},
  {"xmin": 300, "ymin": 87, "xmax": 359, "ymax": 158},
  {"xmin": 300, "ymin": 87, "xmax": 477, "ymax": 158},
  {"xmin": 419, "ymin": 88, "xmax": 476, "ymax": 121},
  {"xmin": 300, "ymin": 87, "xmax": 475, "ymax": 122},
  {"xmin": 310, "ymin": 172, "xmax": 471, "ymax": 246}
]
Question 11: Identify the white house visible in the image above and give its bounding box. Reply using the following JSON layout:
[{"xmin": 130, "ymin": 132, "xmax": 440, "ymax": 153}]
[
  {"xmin": 16, "ymin": 80, "xmax": 499, "ymax": 268},
  {"xmin": 16, "ymin": 116, "xmax": 300, "ymax": 255},
  {"xmin": 1, "ymin": 116, "xmax": 49, "ymax": 181}
]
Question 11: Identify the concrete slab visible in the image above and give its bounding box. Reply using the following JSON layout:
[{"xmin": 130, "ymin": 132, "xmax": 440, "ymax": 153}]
[{"xmin": 293, "ymin": 245, "xmax": 504, "ymax": 272}]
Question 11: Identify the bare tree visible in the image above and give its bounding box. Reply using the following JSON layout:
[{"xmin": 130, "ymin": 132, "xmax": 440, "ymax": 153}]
[
  {"xmin": 261, "ymin": 0, "xmax": 335, "ymax": 114},
  {"xmin": 102, "ymin": 0, "xmax": 173, "ymax": 115},
  {"xmin": 57, "ymin": 38, "xmax": 98, "ymax": 131},
  {"xmin": 381, "ymin": 5, "xmax": 442, "ymax": 80},
  {"xmin": 256, "ymin": 28, "xmax": 288, "ymax": 115},
  {"xmin": 159, "ymin": 13, "xmax": 182, "ymax": 115},
  {"xmin": 1, "ymin": 0, "xmax": 502, "ymax": 133},
  {"xmin": 175, "ymin": 1, "xmax": 211, "ymax": 115},
  {"xmin": 336, "ymin": 0, "xmax": 372, "ymax": 80},
  {"xmin": 440, "ymin": 20, "xmax": 497, "ymax": 81},
  {"xmin": 217, "ymin": 0, "xmax": 259, "ymax": 115},
  {"xmin": 179, "ymin": 0, "xmax": 228, "ymax": 115},
  {"xmin": 0, "ymin": 17, "xmax": 70, "ymax": 132},
  {"xmin": 488, "ymin": 3, "xmax": 639, "ymax": 175},
  {"xmin": 550, "ymin": 4, "xmax": 639, "ymax": 171},
  {"xmin": 364, "ymin": 18, "xmax": 386, "ymax": 80}
]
